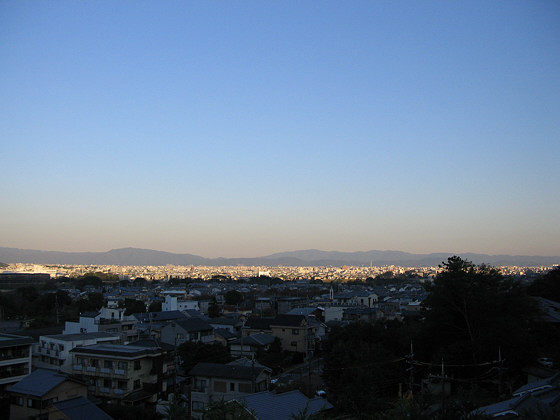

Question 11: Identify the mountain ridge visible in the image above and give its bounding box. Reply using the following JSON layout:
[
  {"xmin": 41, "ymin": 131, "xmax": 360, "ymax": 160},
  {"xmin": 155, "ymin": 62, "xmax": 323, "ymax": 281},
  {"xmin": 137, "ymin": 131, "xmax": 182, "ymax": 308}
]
[{"xmin": 0, "ymin": 246, "xmax": 558, "ymax": 267}]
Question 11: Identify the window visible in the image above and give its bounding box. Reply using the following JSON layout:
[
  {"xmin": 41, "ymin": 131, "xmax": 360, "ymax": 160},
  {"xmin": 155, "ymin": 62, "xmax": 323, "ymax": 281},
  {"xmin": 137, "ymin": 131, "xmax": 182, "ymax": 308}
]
[
  {"xmin": 238, "ymin": 383, "xmax": 251, "ymax": 393},
  {"xmin": 12, "ymin": 396, "xmax": 23, "ymax": 406},
  {"xmin": 118, "ymin": 361, "xmax": 128, "ymax": 370},
  {"xmin": 230, "ymin": 382, "xmax": 235, "ymax": 392},
  {"xmin": 90, "ymin": 359, "xmax": 99, "ymax": 367},
  {"xmin": 118, "ymin": 380, "xmax": 128, "ymax": 390},
  {"xmin": 27, "ymin": 398, "xmax": 40, "ymax": 409},
  {"xmin": 104, "ymin": 379, "xmax": 112, "ymax": 388},
  {"xmin": 192, "ymin": 401, "xmax": 205, "ymax": 411},
  {"xmin": 134, "ymin": 360, "xmax": 141, "ymax": 370},
  {"xmin": 291, "ymin": 341, "xmax": 297, "ymax": 347},
  {"xmin": 104, "ymin": 360, "xmax": 113, "ymax": 369},
  {"xmin": 292, "ymin": 329, "xmax": 299, "ymax": 335},
  {"xmin": 176, "ymin": 333, "xmax": 184, "ymax": 340},
  {"xmin": 195, "ymin": 379, "xmax": 207, "ymax": 391},
  {"xmin": 133, "ymin": 379, "xmax": 141, "ymax": 390},
  {"xmin": 214, "ymin": 381, "xmax": 226, "ymax": 393},
  {"xmin": 77, "ymin": 357, "xmax": 85, "ymax": 365}
]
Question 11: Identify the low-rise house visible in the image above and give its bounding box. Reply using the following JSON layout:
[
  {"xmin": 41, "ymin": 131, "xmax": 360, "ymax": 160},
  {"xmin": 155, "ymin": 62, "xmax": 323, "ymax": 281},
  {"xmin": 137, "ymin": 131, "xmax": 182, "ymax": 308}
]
[
  {"xmin": 230, "ymin": 333, "xmax": 276, "ymax": 358},
  {"xmin": 209, "ymin": 317, "xmax": 243, "ymax": 334},
  {"xmin": 213, "ymin": 328, "xmax": 237, "ymax": 346},
  {"xmin": 269, "ymin": 315, "xmax": 315, "ymax": 354},
  {"xmin": 70, "ymin": 343, "xmax": 171, "ymax": 406},
  {"xmin": 0, "ymin": 333, "xmax": 33, "ymax": 390},
  {"xmin": 160, "ymin": 318, "xmax": 214, "ymax": 347},
  {"xmin": 162, "ymin": 295, "xmax": 200, "ymax": 312},
  {"xmin": 34, "ymin": 332, "xmax": 120, "ymax": 373},
  {"xmin": 7, "ymin": 369, "xmax": 87, "ymax": 419},
  {"xmin": 188, "ymin": 362, "xmax": 271, "ymax": 417}
]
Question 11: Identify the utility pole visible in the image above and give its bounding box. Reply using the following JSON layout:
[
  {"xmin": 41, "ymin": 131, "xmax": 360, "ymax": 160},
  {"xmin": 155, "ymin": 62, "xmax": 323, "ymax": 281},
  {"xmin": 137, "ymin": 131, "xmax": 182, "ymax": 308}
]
[{"xmin": 405, "ymin": 341, "xmax": 415, "ymax": 397}]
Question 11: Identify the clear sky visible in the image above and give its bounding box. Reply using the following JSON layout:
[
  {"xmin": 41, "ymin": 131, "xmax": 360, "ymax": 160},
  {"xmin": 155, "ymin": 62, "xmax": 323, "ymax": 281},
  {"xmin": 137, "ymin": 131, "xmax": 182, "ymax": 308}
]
[{"xmin": 1, "ymin": 1, "xmax": 559, "ymax": 258}]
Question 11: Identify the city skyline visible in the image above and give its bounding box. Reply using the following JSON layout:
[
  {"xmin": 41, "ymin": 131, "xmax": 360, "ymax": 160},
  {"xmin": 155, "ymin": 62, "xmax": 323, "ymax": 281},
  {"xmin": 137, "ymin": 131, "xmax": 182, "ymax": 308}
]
[{"xmin": 1, "ymin": 2, "xmax": 559, "ymax": 258}]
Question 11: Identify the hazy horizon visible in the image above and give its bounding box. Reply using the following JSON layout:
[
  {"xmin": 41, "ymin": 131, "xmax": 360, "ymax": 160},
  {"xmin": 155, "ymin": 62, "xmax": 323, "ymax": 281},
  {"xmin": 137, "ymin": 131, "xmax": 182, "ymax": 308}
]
[{"xmin": 2, "ymin": 2, "xmax": 559, "ymax": 259}]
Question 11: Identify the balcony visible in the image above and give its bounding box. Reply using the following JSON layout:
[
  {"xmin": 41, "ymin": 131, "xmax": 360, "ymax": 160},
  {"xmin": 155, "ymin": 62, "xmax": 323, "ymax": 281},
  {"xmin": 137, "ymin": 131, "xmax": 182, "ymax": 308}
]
[
  {"xmin": 114, "ymin": 369, "xmax": 126, "ymax": 375},
  {"xmin": 86, "ymin": 366, "xmax": 97, "ymax": 373},
  {"xmin": 114, "ymin": 389, "xmax": 125, "ymax": 395},
  {"xmin": 100, "ymin": 387, "xmax": 111, "ymax": 394},
  {"xmin": 100, "ymin": 368, "xmax": 111, "ymax": 374},
  {"xmin": 73, "ymin": 365, "xmax": 83, "ymax": 371}
]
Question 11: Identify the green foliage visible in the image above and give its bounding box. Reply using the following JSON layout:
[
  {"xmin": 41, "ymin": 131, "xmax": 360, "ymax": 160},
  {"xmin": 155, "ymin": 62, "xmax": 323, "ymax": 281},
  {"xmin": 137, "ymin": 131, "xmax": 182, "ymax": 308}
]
[
  {"xmin": 225, "ymin": 290, "xmax": 243, "ymax": 305},
  {"xmin": 322, "ymin": 321, "xmax": 407, "ymax": 414},
  {"xmin": 528, "ymin": 266, "xmax": 560, "ymax": 301},
  {"xmin": 421, "ymin": 256, "xmax": 538, "ymax": 368},
  {"xmin": 123, "ymin": 298, "xmax": 146, "ymax": 315},
  {"xmin": 163, "ymin": 397, "xmax": 188, "ymax": 420},
  {"xmin": 178, "ymin": 341, "xmax": 233, "ymax": 373},
  {"xmin": 77, "ymin": 292, "xmax": 105, "ymax": 313},
  {"xmin": 148, "ymin": 300, "xmax": 162, "ymax": 312},
  {"xmin": 201, "ymin": 398, "xmax": 255, "ymax": 420},
  {"xmin": 208, "ymin": 301, "xmax": 221, "ymax": 318}
]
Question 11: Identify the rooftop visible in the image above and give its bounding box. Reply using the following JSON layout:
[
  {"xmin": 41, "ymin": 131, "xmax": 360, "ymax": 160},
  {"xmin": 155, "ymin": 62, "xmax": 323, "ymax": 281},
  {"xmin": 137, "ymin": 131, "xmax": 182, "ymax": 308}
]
[{"xmin": 8, "ymin": 369, "xmax": 71, "ymax": 397}]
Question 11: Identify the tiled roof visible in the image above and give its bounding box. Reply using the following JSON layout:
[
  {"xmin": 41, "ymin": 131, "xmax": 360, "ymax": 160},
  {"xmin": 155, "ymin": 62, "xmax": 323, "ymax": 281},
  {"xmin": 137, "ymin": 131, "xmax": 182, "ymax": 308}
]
[
  {"xmin": 8, "ymin": 369, "xmax": 69, "ymax": 397},
  {"xmin": 0, "ymin": 333, "xmax": 34, "ymax": 348},
  {"xmin": 236, "ymin": 390, "xmax": 333, "ymax": 420},
  {"xmin": 42, "ymin": 332, "xmax": 119, "ymax": 342},
  {"xmin": 54, "ymin": 396, "xmax": 114, "ymax": 420},
  {"xmin": 230, "ymin": 333, "xmax": 275, "ymax": 348},
  {"xmin": 174, "ymin": 317, "xmax": 212, "ymax": 333},
  {"xmin": 188, "ymin": 362, "xmax": 266, "ymax": 381}
]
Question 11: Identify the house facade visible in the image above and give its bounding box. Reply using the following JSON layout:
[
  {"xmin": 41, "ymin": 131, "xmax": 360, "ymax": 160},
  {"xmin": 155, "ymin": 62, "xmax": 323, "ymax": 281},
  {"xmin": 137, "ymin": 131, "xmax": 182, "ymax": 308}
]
[
  {"xmin": 34, "ymin": 332, "xmax": 120, "ymax": 373},
  {"xmin": 188, "ymin": 362, "xmax": 270, "ymax": 417}
]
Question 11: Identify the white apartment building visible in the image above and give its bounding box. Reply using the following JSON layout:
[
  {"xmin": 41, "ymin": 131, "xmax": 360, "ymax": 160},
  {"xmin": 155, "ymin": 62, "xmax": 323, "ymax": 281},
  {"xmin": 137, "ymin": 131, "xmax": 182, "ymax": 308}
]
[{"xmin": 34, "ymin": 332, "xmax": 120, "ymax": 373}]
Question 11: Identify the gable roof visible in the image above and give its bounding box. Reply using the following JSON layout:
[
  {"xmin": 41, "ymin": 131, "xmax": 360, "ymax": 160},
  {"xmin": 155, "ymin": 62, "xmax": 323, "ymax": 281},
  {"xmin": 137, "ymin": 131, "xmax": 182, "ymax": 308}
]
[
  {"xmin": 230, "ymin": 333, "xmax": 276, "ymax": 348},
  {"xmin": 8, "ymin": 369, "xmax": 72, "ymax": 397},
  {"xmin": 270, "ymin": 314, "xmax": 306, "ymax": 328},
  {"xmin": 134, "ymin": 310, "xmax": 187, "ymax": 322},
  {"xmin": 188, "ymin": 362, "xmax": 266, "ymax": 381},
  {"xmin": 53, "ymin": 396, "xmax": 114, "ymax": 420},
  {"xmin": 244, "ymin": 318, "xmax": 273, "ymax": 331},
  {"xmin": 173, "ymin": 317, "xmax": 213, "ymax": 333},
  {"xmin": 236, "ymin": 390, "xmax": 333, "ymax": 420}
]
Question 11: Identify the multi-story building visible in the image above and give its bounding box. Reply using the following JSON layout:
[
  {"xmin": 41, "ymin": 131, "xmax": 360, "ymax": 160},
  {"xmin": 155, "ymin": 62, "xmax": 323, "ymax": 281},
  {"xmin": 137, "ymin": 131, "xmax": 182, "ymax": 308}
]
[
  {"xmin": 0, "ymin": 333, "xmax": 33, "ymax": 390},
  {"xmin": 63, "ymin": 308, "xmax": 137, "ymax": 344},
  {"xmin": 70, "ymin": 343, "xmax": 172, "ymax": 406},
  {"xmin": 34, "ymin": 332, "xmax": 120, "ymax": 373}
]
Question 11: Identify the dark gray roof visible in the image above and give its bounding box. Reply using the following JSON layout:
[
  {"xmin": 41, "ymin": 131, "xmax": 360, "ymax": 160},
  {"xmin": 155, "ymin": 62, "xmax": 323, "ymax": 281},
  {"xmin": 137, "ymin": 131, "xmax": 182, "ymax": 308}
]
[
  {"xmin": 54, "ymin": 396, "xmax": 114, "ymax": 420},
  {"xmin": 0, "ymin": 333, "xmax": 34, "ymax": 348},
  {"xmin": 213, "ymin": 328, "xmax": 237, "ymax": 340},
  {"xmin": 134, "ymin": 310, "xmax": 187, "ymax": 322},
  {"xmin": 270, "ymin": 314, "xmax": 306, "ymax": 327},
  {"xmin": 71, "ymin": 343, "xmax": 163, "ymax": 358},
  {"xmin": 210, "ymin": 317, "xmax": 241, "ymax": 327},
  {"xmin": 126, "ymin": 339, "xmax": 174, "ymax": 352},
  {"xmin": 42, "ymin": 332, "xmax": 119, "ymax": 342},
  {"xmin": 244, "ymin": 318, "xmax": 273, "ymax": 331},
  {"xmin": 287, "ymin": 308, "xmax": 317, "ymax": 316},
  {"xmin": 174, "ymin": 317, "xmax": 212, "ymax": 333},
  {"xmin": 188, "ymin": 362, "xmax": 266, "ymax": 381},
  {"xmin": 236, "ymin": 390, "xmax": 333, "ymax": 420},
  {"xmin": 230, "ymin": 333, "xmax": 275, "ymax": 348},
  {"xmin": 80, "ymin": 311, "xmax": 100, "ymax": 318},
  {"xmin": 8, "ymin": 369, "xmax": 70, "ymax": 397}
]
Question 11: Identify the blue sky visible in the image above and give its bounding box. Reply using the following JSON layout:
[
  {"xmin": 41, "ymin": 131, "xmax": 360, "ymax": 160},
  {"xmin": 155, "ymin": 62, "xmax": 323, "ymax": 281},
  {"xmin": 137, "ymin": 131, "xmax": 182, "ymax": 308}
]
[{"xmin": 1, "ymin": 1, "xmax": 559, "ymax": 258}]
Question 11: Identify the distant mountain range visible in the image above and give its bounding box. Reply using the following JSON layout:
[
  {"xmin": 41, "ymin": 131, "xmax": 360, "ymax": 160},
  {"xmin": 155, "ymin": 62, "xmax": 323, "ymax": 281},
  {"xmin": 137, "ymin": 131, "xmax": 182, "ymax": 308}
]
[{"xmin": 0, "ymin": 246, "xmax": 558, "ymax": 267}]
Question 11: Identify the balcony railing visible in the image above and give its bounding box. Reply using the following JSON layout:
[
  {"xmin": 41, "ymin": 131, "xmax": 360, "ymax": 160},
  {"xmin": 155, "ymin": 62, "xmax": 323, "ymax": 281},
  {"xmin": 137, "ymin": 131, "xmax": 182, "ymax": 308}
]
[{"xmin": 73, "ymin": 365, "xmax": 83, "ymax": 371}]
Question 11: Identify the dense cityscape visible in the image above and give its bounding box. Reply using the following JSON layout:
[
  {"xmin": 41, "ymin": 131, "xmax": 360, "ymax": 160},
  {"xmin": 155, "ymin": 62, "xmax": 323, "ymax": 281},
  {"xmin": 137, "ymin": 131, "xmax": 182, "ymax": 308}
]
[{"xmin": 0, "ymin": 259, "xmax": 559, "ymax": 419}]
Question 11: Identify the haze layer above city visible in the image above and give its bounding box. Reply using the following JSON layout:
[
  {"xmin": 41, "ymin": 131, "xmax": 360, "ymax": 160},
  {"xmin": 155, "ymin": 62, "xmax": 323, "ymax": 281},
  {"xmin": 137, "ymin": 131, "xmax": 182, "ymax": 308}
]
[{"xmin": 1, "ymin": 2, "xmax": 559, "ymax": 258}]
